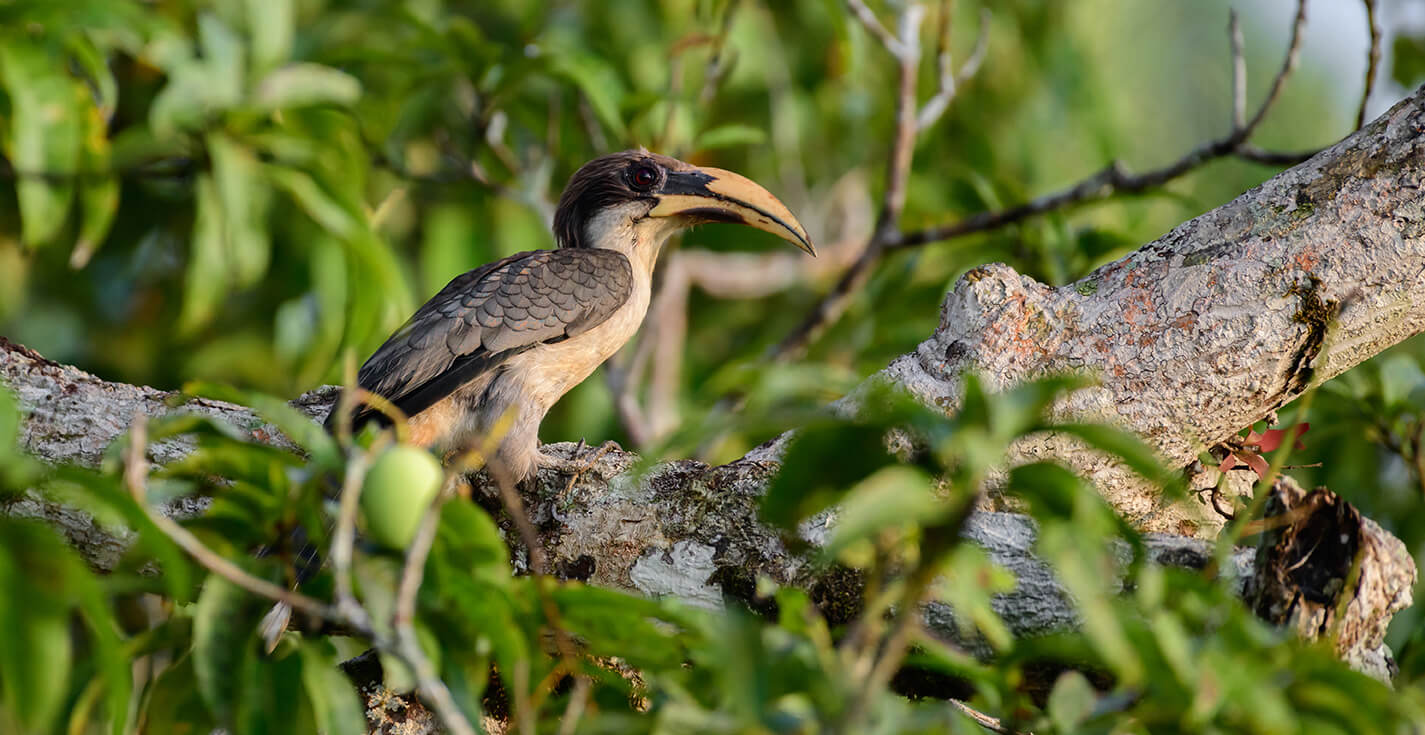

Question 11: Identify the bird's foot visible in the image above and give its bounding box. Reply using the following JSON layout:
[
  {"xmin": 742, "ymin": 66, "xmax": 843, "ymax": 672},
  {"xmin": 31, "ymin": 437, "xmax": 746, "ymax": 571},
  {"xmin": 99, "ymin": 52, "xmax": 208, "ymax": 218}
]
[{"xmin": 537, "ymin": 439, "xmax": 623, "ymax": 490}]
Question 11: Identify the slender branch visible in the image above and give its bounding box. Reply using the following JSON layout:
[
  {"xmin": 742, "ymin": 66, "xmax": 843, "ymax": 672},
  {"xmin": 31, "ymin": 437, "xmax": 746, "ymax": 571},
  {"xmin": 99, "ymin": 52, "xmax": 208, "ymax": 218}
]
[
  {"xmin": 949, "ymin": 698, "xmax": 1031, "ymax": 735},
  {"xmin": 845, "ymin": 0, "xmax": 903, "ymax": 56},
  {"xmin": 1230, "ymin": 10, "xmax": 1247, "ymax": 131},
  {"xmin": 1357, "ymin": 0, "xmax": 1381, "ymax": 130},
  {"xmin": 916, "ymin": 0, "xmax": 958, "ymax": 131},
  {"xmin": 331, "ymin": 450, "xmax": 375, "ymax": 626},
  {"xmin": 919, "ymin": 6, "xmax": 989, "ymax": 131},
  {"xmin": 957, "ymin": 9, "xmax": 990, "ymax": 86},
  {"xmin": 770, "ymin": 2, "xmax": 1316, "ymax": 359},
  {"xmin": 1242, "ymin": 0, "xmax": 1307, "ymax": 134},
  {"xmin": 1234, "ymin": 144, "xmax": 1318, "ymax": 166},
  {"xmin": 771, "ymin": 1, "xmax": 927, "ymax": 360},
  {"xmin": 124, "ymin": 414, "xmax": 344, "ymax": 623},
  {"xmin": 882, "ymin": 5, "xmax": 925, "ymax": 229},
  {"xmin": 390, "ymin": 490, "xmax": 479, "ymax": 735}
]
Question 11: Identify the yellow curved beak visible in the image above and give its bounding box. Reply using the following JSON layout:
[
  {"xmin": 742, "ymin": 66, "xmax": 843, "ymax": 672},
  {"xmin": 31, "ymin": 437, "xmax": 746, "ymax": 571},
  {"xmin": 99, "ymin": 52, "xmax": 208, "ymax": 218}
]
[{"xmin": 648, "ymin": 166, "xmax": 816, "ymax": 256}]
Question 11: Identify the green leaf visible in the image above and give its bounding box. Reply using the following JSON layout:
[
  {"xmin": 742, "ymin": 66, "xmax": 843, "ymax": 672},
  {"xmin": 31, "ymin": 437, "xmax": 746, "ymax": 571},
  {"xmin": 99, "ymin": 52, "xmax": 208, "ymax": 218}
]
[
  {"xmin": 437, "ymin": 499, "xmax": 509, "ymax": 579},
  {"xmin": 761, "ymin": 420, "xmax": 897, "ymax": 531},
  {"xmin": 193, "ymin": 575, "xmax": 255, "ymax": 724},
  {"xmin": 266, "ymin": 165, "xmax": 359, "ymax": 238},
  {"xmin": 552, "ymin": 584, "xmax": 691, "ymax": 671},
  {"xmin": 209, "ymin": 132, "xmax": 272, "ymax": 287},
  {"xmin": 179, "ymin": 174, "xmax": 230, "ymax": 334},
  {"xmin": 696, "ymin": 124, "xmax": 767, "ymax": 150},
  {"xmin": 0, "ymin": 38, "xmax": 81, "ymax": 246},
  {"xmin": 4, "ymin": 611, "xmax": 74, "ymax": 734},
  {"xmin": 139, "ymin": 654, "xmax": 216, "ymax": 735},
  {"xmin": 547, "ymin": 53, "xmax": 626, "ymax": 138},
  {"xmin": 936, "ymin": 546, "xmax": 1015, "ymax": 651},
  {"xmin": 1046, "ymin": 671, "xmax": 1097, "ymax": 732},
  {"xmin": 72, "ymin": 101, "xmax": 120, "ymax": 268},
  {"xmin": 245, "ymin": 0, "xmax": 293, "ymax": 76},
  {"xmin": 182, "ymin": 381, "xmax": 339, "ymax": 469},
  {"xmin": 1392, "ymin": 34, "xmax": 1425, "ymax": 88},
  {"xmin": 1377, "ymin": 354, "xmax": 1423, "ymax": 410},
  {"xmin": 299, "ymin": 640, "xmax": 366, "ymax": 735},
  {"xmin": 821, "ymin": 466, "xmax": 942, "ymax": 560},
  {"xmin": 0, "ymin": 520, "xmax": 89, "ymax": 734},
  {"xmin": 255, "ymin": 63, "xmax": 362, "ymax": 110}
]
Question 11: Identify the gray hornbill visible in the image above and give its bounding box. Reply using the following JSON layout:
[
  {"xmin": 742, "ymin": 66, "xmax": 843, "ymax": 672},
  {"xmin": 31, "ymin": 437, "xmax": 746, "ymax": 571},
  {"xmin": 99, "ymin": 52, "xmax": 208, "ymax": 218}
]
[{"xmin": 325, "ymin": 150, "xmax": 815, "ymax": 480}]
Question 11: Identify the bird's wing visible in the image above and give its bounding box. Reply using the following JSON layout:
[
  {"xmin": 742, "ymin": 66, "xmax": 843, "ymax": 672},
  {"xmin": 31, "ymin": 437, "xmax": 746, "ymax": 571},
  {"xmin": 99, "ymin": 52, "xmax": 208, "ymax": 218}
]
[{"xmin": 336, "ymin": 248, "xmax": 633, "ymax": 426}]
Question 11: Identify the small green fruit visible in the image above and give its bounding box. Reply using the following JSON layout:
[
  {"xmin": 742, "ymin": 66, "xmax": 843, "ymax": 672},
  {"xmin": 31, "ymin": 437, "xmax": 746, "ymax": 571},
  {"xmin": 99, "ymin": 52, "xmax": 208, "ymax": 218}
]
[{"xmin": 360, "ymin": 444, "xmax": 444, "ymax": 549}]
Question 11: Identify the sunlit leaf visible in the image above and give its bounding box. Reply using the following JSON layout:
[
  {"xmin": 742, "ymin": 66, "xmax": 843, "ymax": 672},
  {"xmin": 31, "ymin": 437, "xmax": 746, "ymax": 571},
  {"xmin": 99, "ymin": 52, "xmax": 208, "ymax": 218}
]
[
  {"xmin": 255, "ymin": 63, "xmax": 362, "ymax": 110},
  {"xmin": 0, "ymin": 38, "xmax": 81, "ymax": 246}
]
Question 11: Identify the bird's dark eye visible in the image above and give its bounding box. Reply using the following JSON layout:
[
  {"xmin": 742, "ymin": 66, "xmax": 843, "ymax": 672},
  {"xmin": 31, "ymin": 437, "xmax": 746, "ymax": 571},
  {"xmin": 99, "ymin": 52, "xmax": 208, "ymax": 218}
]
[{"xmin": 628, "ymin": 164, "xmax": 659, "ymax": 192}]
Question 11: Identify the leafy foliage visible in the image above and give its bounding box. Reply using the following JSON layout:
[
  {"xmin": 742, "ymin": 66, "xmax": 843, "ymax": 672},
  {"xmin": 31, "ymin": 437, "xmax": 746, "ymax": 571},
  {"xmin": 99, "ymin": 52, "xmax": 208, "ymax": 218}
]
[
  {"xmin": 5, "ymin": 370, "xmax": 1424, "ymax": 733},
  {"xmin": 3, "ymin": 0, "xmax": 1425, "ymax": 733}
]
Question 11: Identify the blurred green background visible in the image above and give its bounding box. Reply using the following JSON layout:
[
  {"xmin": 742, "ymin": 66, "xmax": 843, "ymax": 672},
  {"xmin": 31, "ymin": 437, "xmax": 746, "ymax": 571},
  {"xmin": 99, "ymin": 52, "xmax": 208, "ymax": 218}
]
[{"xmin": 5, "ymin": 0, "xmax": 1425, "ymax": 692}]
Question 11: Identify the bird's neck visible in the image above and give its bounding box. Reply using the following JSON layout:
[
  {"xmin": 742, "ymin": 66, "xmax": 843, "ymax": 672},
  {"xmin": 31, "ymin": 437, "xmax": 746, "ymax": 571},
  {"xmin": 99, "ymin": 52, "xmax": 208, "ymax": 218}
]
[{"xmin": 582, "ymin": 209, "xmax": 680, "ymax": 278}]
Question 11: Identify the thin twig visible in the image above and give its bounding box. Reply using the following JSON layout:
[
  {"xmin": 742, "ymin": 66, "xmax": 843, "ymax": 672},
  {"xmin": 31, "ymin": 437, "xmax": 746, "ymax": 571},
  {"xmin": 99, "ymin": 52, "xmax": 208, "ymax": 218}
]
[
  {"xmin": 917, "ymin": 0, "xmax": 957, "ymax": 131},
  {"xmin": 698, "ymin": 0, "xmax": 742, "ymax": 106},
  {"xmin": 1242, "ymin": 0, "xmax": 1307, "ymax": 135},
  {"xmin": 389, "ymin": 489, "xmax": 480, "ymax": 735},
  {"xmin": 949, "ymin": 698, "xmax": 1032, "ymax": 735},
  {"xmin": 124, "ymin": 414, "xmax": 342, "ymax": 623},
  {"xmin": 956, "ymin": 9, "xmax": 990, "ymax": 85},
  {"xmin": 1230, "ymin": 10, "xmax": 1247, "ymax": 131},
  {"xmin": 771, "ymin": 1, "xmax": 926, "ymax": 360},
  {"xmin": 487, "ymin": 461, "xmax": 586, "ymax": 715},
  {"xmin": 1357, "ymin": 0, "xmax": 1380, "ymax": 130},
  {"xmin": 1235, "ymin": 144, "xmax": 1318, "ymax": 166},
  {"xmin": 331, "ymin": 450, "xmax": 375, "ymax": 626},
  {"xmin": 918, "ymin": 6, "xmax": 990, "ymax": 131},
  {"xmin": 770, "ymin": 1, "xmax": 1314, "ymax": 360},
  {"xmin": 846, "ymin": 0, "xmax": 904, "ymax": 55}
]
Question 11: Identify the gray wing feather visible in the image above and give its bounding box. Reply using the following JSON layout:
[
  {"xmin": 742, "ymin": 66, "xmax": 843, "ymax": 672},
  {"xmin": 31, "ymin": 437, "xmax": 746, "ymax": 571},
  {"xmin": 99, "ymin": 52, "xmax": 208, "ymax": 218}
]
[{"xmin": 354, "ymin": 248, "xmax": 633, "ymax": 413}]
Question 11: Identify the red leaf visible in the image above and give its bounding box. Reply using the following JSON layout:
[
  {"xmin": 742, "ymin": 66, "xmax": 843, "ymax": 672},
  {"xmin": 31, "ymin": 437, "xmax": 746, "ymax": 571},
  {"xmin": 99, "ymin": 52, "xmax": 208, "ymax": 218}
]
[
  {"xmin": 1243, "ymin": 451, "xmax": 1270, "ymax": 478},
  {"xmin": 1218, "ymin": 453, "xmax": 1241, "ymax": 475},
  {"xmin": 1256, "ymin": 422, "xmax": 1311, "ymax": 453}
]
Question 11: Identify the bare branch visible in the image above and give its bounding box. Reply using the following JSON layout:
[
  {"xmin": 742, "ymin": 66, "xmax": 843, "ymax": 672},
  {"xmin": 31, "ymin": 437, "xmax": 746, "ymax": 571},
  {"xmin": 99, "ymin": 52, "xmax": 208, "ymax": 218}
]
[
  {"xmin": 1234, "ymin": 144, "xmax": 1317, "ymax": 166},
  {"xmin": 389, "ymin": 490, "xmax": 480, "ymax": 735},
  {"xmin": 916, "ymin": 0, "xmax": 958, "ymax": 131},
  {"xmin": 1242, "ymin": 0, "xmax": 1307, "ymax": 135},
  {"xmin": 770, "ymin": 3, "xmax": 926, "ymax": 359},
  {"xmin": 1357, "ymin": 0, "xmax": 1381, "ymax": 130},
  {"xmin": 845, "ymin": 0, "xmax": 904, "ymax": 56},
  {"xmin": 331, "ymin": 451, "xmax": 375, "ymax": 626},
  {"xmin": 956, "ymin": 8, "xmax": 990, "ymax": 86},
  {"xmin": 771, "ymin": 3, "xmax": 1316, "ymax": 360},
  {"xmin": 915, "ymin": 3, "xmax": 989, "ymax": 131},
  {"xmin": 882, "ymin": 4, "xmax": 925, "ymax": 227},
  {"xmin": 1230, "ymin": 10, "xmax": 1247, "ymax": 131},
  {"xmin": 949, "ymin": 698, "xmax": 1032, "ymax": 735}
]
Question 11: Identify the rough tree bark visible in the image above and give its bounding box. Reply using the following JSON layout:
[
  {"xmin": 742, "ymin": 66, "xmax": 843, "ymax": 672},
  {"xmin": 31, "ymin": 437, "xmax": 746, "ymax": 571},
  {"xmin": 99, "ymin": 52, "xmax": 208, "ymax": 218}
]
[
  {"xmin": 4, "ymin": 85, "xmax": 1424, "ymax": 733},
  {"xmin": 882, "ymin": 85, "xmax": 1425, "ymax": 536}
]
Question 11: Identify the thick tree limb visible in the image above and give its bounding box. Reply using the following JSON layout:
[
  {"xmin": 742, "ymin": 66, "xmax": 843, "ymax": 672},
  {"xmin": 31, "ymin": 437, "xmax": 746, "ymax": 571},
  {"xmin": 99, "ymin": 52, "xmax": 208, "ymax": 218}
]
[
  {"xmin": 881, "ymin": 84, "xmax": 1425, "ymax": 535},
  {"xmin": 0, "ymin": 336, "xmax": 1412, "ymax": 685}
]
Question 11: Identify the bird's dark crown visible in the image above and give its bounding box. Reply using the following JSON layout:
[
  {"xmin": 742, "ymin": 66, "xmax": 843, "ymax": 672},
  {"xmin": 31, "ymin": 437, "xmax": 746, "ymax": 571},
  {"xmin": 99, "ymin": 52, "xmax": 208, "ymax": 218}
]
[{"xmin": 554, "ymin": 149, "xmax": 688, "ymax": 248}]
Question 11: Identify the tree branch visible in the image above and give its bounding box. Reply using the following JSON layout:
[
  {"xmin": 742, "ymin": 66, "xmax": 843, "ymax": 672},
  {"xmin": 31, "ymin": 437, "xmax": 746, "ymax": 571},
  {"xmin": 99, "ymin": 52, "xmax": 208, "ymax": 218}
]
[
  {"xmin": 6, "ymin": 74, "xmax": 1425, "ymax": 735},
  {"xmin": 1357, "ymin": 0, "xmax": 1381, "ymax": 130},
  {"xmin": 773, "ymin": 2, "xmax": 1319, "ymax": 360}
]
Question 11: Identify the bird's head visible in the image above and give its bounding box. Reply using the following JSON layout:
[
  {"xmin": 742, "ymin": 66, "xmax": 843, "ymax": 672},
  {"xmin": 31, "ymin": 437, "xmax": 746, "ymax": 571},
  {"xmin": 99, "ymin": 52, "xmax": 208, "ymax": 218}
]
[{"xmin": 553, "ymin": 150, "xmax": 815, "ymax": 267}]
